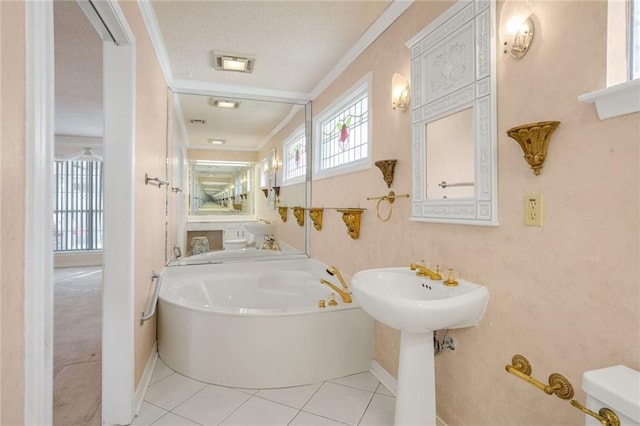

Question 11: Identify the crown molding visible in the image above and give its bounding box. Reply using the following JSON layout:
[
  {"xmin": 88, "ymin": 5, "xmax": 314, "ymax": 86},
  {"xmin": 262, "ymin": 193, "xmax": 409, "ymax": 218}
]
[{"xmin": 137, "ymin": 0, "xmax": 173, "ymax": 83}]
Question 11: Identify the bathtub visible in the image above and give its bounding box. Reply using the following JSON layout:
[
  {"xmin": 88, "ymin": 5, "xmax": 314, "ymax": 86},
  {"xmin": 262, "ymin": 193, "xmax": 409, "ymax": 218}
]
[
  {"xmin": 171, "ymin": 244, "xmax": 305, "ymax": 266},
  {"xmin": 158, "ymin": 258, "xmax": 374, "ymax": 389}
]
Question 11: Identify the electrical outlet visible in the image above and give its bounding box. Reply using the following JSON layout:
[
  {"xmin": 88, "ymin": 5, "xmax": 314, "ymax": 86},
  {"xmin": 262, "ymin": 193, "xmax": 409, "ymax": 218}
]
[{"xmin": 524, "ymin": 194, "xmax": 543, "ymax": 226}]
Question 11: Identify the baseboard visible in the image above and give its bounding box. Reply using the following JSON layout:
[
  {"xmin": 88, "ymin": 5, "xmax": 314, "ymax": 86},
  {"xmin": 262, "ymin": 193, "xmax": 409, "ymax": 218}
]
[
  {"xmin": 54, "ymin": 251, "xmax": 103, "ymax": 268},
  {"xmin": 134, "ymin": 342, "xmax": 158, "ymax": 416},
  {"xmin": 369, "ymin": 360, "xmax": 447, "ymax": 426}
]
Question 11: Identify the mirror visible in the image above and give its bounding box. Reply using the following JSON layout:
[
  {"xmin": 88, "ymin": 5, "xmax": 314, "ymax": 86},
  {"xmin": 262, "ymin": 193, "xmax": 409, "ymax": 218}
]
[
  {"xmin": 188, "ymin": 160, "xmax": 255, "ymax": 216},
  {"xmin": 167, "ymin": 91, "xmax": 311, "ymax": 265},
  {"xmin": 408, "ymin": 0, "xmax": 498, "ymax": 225},
  {"xmin": 425, "ymin": 107, "xmax": 474, "ymax": 199}
]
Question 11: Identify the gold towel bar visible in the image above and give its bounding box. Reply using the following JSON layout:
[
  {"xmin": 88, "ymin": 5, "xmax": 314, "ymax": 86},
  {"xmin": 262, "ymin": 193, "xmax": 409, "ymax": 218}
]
[
  {"xmin": 505, "ymin": 354, "xmax": 574, "ymax": 399},
  {"xmin": 571, "ymin": 400, "xmax": 620, "ymax": 426}
]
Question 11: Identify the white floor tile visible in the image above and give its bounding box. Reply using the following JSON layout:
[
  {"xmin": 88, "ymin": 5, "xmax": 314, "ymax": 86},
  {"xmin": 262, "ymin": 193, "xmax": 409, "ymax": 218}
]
[
  {"xmin": 255, "ymin": 382, "xmax": 321, "ymax": 409},
  {"xmin": 145, "ymin": 373, "xmax": 207, "ymax": 410},
  {"xmin": 375, "ymin": 383, "xmax": 393, "ymax": 397},
  {"xmin": 232, "ymin": 387, "xmax": 259, "ymax": 395},
  {"xmin": 219, "ymin": 396, "xmax": 298, "ymax": 425},
  {"xmin": 330, "ymin": 371, "xmax": 380, "ymax": 392},
  {"xmin": 357, "ymin": 393, "xmax": 395, "ymax": 426},
  {"xmin": 172, "ymin": 384, "xmax": 251, "ymax": 425},
  {"xmin": 131, "ymin": 402, "xmax": 168, "ymax": 425},
  {"xmin": 151, "ymin": 412, "xmax": 202, "ymax": 425},
  {"xmin": 290, "ymin": 411, "xmax": 348, "ymax": 425},
  {"xmin": 303, "ymin": 382, "xmax": 374, "ymax": 425},
  {"xmin": 150, "ymin": 359, "xmax": 175, "ymax": 385}
]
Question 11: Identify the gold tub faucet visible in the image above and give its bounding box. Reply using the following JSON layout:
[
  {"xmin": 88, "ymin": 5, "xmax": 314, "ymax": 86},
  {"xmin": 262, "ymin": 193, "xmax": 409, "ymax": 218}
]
[
  {"xmin": 410, "ymin": 263, "xmax": 443, "ymax": 280},
  {"xmin": 326, "ymin": 266, "xmax": 349, "ymax": 291},
  {"xmin": 320, "ymin": 279, "xmax": 352, "ymax": 304}
]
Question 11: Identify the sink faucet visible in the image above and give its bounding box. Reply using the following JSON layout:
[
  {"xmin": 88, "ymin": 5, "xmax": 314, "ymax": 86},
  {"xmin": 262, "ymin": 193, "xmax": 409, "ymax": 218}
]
[
  {"xmin": 326, "ymin": 266, "xmax": 349, "ymax": 291},
  {"xmin": 410, "ymin": 263, "xmax": 443, "ymax": 280},
  {"xmin": 320, "ymin": 279, "xmax": 352, "ymax": 303}
]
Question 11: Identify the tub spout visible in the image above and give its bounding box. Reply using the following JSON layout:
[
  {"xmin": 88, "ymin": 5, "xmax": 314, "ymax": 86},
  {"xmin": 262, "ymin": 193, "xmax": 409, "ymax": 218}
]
[
  {"xmin": 326, "ymin": 266, "xmax": 349, "ymax": 291},
  {"xmin": 320, "ymin": 279, "xmax": 352, "ymax": 304}
]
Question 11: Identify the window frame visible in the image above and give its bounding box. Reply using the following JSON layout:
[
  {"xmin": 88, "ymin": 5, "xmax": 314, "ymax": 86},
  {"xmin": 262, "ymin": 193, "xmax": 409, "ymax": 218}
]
[
  {"xmin": 281, "ymin": 125, "xmax": 307, "ymax": 186},
  {"xmin": 313, "ymin": 73, "xmax": 372, "ymax": 180}
]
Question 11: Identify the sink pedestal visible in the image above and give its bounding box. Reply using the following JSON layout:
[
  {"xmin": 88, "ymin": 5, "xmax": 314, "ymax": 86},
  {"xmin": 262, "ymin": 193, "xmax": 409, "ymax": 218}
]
[{"xmin": 395, "ymin": 331, "xmax": 436, "ymax": 425}]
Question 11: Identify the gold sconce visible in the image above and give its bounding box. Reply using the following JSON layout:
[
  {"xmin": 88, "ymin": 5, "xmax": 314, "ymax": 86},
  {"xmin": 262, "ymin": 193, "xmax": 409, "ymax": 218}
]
[
  {"xmin": 308, "ymin": 208, "xmax": 323, "ymax": 231},
  {"xmin": 500, "ymin": 0, "xmax": 535, "ymax": 59},
  {"xmin": 336, "ymin": 208, "xmax": 364, "ymax": 239},
  {"xmin": 506, "ymin": 121, "xmax": 560, "ymax": 175},
  {"xmin": 391, "ymin": 73, "xmax": 411, "ymax": 111},
  {"xmin": 293, "ymin": 207, "xmax": 305, "ymax": 227},
  {"xmin": 261, "ymin": 188, "xmax": 269, "ymax": 198},
  {"xmin": 277, "ymin": 207, "xmax": 288, "ymax": 222},
  {"xmin": 375, "ymin": 159, "xmax": 397, "ymax": 188}
]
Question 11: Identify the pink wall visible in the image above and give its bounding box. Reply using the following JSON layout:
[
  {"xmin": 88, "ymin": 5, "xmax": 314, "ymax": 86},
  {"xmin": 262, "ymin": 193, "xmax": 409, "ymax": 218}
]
[
  {"xmin": 310, "ymin": 1, "xmax": 639, "ymax": 424},
  {"xmin": 118, "ymin": 2, "xmax": 171, "ymax": 388},
  {"xmin": 0, "ymin": 2, "xmax": 26, "ymax": 424}
]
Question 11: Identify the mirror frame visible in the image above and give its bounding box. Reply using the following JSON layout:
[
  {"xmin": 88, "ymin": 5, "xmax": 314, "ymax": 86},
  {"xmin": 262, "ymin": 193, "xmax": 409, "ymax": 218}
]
[
  {"xmin": 167, "ymin": 84, "xmax": 313, "ymax": 264},
  {"xmin": 407, "ymin": 0, "xmax": 498, "ymax": 226}
]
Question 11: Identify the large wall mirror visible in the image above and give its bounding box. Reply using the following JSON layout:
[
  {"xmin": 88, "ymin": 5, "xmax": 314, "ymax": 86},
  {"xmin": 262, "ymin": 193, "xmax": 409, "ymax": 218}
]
[
  {"xmin": 407, "ymin": 0, "xmax": 498, "ymax": 226},
  {"xmin": 166, "ymin": 90, "xmax": 311, "ymax": 265}
]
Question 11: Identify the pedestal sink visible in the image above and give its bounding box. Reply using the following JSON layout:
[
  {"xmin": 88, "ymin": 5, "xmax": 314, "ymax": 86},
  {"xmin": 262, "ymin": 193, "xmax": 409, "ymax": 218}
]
[{"xmin": 351, "ymin": 267, "xmax": 489, "ymax": 425}]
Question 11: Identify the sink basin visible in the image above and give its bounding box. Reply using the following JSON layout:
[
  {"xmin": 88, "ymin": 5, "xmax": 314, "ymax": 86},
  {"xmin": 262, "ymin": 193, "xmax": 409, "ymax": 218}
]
[
  {"xmin": 243, "ymin": 222, "xmax": 273, "ymax": 241},
  {"xmin": 351, "ymin": 267, "xmax": 489, "ymax": 425},
  {"xmin": 351, "ymin": 267, "xmax": 489, "ymax": 332}
]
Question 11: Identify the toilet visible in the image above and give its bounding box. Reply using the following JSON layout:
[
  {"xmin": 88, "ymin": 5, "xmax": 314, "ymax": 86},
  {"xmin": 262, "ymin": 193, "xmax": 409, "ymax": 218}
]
[
  {"xmin": 582, "ymin": 365, "xmax": 640, "ymax": 426},
  {"xmin": 224, "ymin": 238, "xmax": 247, "ymax": 250}
]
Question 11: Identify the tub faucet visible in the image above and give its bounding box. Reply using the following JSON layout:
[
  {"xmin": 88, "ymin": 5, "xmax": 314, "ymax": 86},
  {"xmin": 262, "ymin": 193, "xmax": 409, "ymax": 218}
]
[
  {"xmin": 320, "ymin": 279, "xmax": 352, "ymax": 304},
  {"xmin": 410, "ymin": 263, "xmax": 443, "ymax": 280},
  {"xmin": 326, "ymin": 266, "xmax": 349, "ymax": 291}
]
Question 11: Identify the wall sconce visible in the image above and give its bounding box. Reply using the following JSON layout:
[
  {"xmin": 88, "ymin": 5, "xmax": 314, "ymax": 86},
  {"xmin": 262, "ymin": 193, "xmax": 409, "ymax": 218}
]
[
  {"xmin": 500, "ymin": 0, "xmax": 535, "ymax": 59},
  {"xmin": 391, "ymin": 73, "xmax": 411, "ymax": 111},
  {"xmin": 506, "ymin": 121, "xmax": 560, "ymax": 175}
]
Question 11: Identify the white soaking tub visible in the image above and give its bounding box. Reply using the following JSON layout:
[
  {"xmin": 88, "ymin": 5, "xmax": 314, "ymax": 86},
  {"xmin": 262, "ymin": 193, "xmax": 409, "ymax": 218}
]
[{"xmin": 158, "ymin": 258, "xmax": 374, "ymax": 389}]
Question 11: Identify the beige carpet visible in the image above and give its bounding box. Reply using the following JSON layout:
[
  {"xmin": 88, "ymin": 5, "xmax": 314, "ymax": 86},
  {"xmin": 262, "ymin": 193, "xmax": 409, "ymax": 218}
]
[{"xmin": 53, "ymin": 267, "xmax": 102, "ymax": 426}]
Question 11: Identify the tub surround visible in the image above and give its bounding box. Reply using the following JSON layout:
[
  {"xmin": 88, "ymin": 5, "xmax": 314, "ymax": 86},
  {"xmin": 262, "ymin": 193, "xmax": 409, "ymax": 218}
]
[{"xmin": 158, "ymin": 258, "xmax": 374, "ymax": 389}]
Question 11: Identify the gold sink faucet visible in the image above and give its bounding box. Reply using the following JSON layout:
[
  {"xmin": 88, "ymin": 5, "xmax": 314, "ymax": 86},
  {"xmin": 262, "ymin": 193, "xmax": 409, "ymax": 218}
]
[
  {"xmin": 320, "ymin": 279, "xmax": 352, "ymax": 304},
  {"xmin": 410, "ymin": 262, "xmax": 443, "ymax": 280}
]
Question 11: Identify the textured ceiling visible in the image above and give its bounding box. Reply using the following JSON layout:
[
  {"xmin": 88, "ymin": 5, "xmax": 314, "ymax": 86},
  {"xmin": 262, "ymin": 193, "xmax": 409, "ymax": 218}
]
[
  {"xmin": 54, "ymin": 0, "xmax": 394, "ymax": 152},
  {"xmin": 152, "ymin": 1, "xmax": 391, "ymax": 93}
]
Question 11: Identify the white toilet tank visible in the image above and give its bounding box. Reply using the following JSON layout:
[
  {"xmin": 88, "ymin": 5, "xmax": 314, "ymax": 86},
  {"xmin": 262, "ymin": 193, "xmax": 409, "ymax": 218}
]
[{"xmin": 582, "ymin": 365, "xmax": 640, "ymax": 426}]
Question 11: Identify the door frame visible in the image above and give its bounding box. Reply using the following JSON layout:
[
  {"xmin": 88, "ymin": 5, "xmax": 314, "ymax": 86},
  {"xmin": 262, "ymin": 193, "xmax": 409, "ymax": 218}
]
[{"xmin": 24, "ymin": 1, "xmax": 137, "ymax": 424}]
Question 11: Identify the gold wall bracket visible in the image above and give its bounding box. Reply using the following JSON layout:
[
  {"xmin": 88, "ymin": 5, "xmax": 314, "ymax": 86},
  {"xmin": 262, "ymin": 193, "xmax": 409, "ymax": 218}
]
[
  {"xmin": 277, "ymin": 207, "xmax": 288, "ymax": 222},
  {"xmin": 506, "ymin": 121, "xmax": 560, "ymax": 175},
  {"xmin": 261, "ymin": 188, "xmax": 269, "ymax": 198},
  {"xmin": 293, "ymin": 207, "xmax": 305, "ymax": 227},
  {"xmin": 308, "ymin": 208, "xmax": 324, "ymax": 231},
  {"xmin": 336, "ymin": 208, "xmax": 365, "ymax": 239},
  {"xmin": 375, "ymin": 159, "xmax": 397, "ymax": 188},
  {"xmin": 505, "ymin": 354, "xmax": 574, "ymax": 399}
]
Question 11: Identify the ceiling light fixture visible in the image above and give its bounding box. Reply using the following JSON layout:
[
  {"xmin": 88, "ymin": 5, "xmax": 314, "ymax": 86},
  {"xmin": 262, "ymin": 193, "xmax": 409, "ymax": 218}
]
[
  {"xmin": 208, "ymin": 138, "xmax": 226, "ymax": 145},
  {"xmin": 213, "ymin": 51, "xmax": 255, "ymax": 73},
  {"xmin": 210, "ymin": 99, "xmax": 239, "ymax": 109}
]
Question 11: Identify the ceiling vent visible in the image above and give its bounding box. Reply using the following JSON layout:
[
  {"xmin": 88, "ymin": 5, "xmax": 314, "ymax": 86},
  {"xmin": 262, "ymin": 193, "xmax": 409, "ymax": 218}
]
[
  {"xmin": 208, "ymin": 138, "xmax": 226, "ymax": 145},
  {"xmin": 189, "ymin": 119, "xmax": 207, "ymax": 125},
  {"xmin": 213, "ymin": 51, "xmax": 255, "ymax": 73}
]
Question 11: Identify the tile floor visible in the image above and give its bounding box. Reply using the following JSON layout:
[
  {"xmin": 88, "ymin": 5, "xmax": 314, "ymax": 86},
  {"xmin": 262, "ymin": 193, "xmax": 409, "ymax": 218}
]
[{"xmin": 134, "ymin": 358, "xmax": 396, "ymax": 425}]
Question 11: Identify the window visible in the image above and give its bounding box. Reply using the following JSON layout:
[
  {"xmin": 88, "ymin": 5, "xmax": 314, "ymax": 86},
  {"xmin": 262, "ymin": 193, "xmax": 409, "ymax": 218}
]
[
  {"xmin": 314, "ymin": 76, "xmax": 371, "ymax": 178},
  {"xmin": 53, "ymin": 160, "xmax": 104, "ymax": 251},
  {"xmin": 282, "ymin": 127, "xmax": 306, "ymax": 185}
]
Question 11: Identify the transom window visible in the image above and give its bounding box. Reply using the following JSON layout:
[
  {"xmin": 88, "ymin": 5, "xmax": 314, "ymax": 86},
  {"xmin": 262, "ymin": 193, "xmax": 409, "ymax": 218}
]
[
  {"xmin": 282, "ymin": 127, "xmax": 306, "ymax": 185},
  {"xmin": 314, "ymin": 77, "xmax": 371, "ymax": 179}
]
